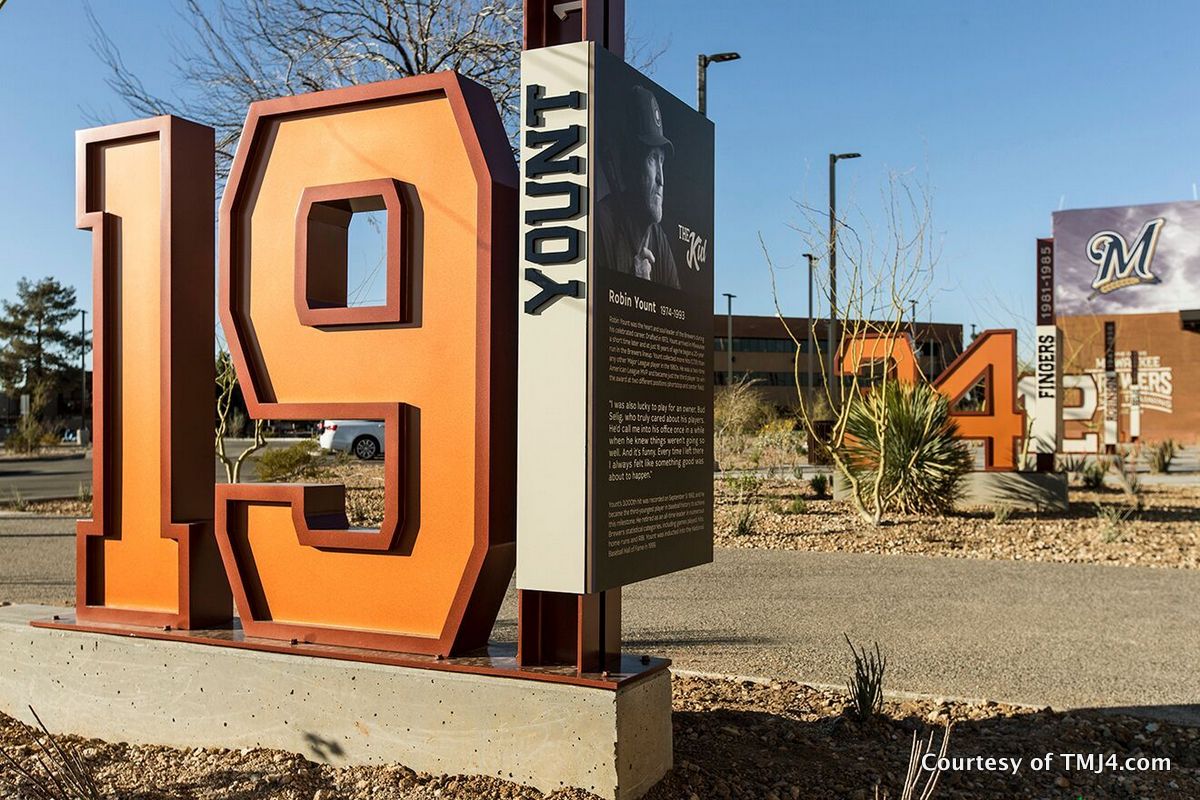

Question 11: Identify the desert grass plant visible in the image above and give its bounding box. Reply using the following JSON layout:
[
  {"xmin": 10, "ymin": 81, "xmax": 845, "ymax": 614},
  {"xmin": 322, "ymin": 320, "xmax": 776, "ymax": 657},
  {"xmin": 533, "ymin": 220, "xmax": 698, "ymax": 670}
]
[
  {"xmin": 840, "ymin": 381, "xmax": 973, "ymax": 521},
  {"xmin": 3, "ymin": 488, "xmax": 29, "ymax": 512},
  {"xmin": 0, "ymin": 706, "xmax": 101, "ymax": 800},
  {"xmin": 1148, "ymin": 439, "xmax": 1177, "ymax": 474},
  {"xmin": 731, "ymin": 503, "xmax": 758, "ymax": 537},
  {"xmin": 844, "ymin": 634, "xmax": 887, "ymax": 722},
  {"xmin": 1080, "ymin": 460, "xmax": 1108, "ymax": 490},
  {"xmin": 1096, "ymin": 503, "xmax": 1135, "ymax": 544},
  {"xmin": 808, "ymin": 472, "xmax": 830, "ymax": 499},
  {"xmin": 876, "ymin": 724, "xmax": 953, "ymax": 800},
  {"xmin": 991, "ymin": 505, "xmax": 1013, "ymax": 524},
  {"xmin": 1056, "ymin": 453, "xmax": 1086, "ymax": 479}
]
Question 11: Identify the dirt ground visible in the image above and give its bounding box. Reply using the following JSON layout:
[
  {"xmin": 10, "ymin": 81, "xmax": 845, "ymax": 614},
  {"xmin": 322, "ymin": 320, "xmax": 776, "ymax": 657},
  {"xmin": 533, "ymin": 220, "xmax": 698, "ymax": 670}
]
[
  {"xmin": 1, "ymin": 674, "xmax": 1194, "ymax": 799},
  {"xmin": 715, "ymin": 479, "xmax": 1200, "ymax": 569}
]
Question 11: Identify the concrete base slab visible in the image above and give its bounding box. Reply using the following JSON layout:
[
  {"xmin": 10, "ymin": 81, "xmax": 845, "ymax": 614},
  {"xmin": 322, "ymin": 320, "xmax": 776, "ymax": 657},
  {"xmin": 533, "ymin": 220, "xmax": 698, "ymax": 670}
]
[
  {"xmin": 0, "ymin": 605, "xmax": 672, "ymax": 800},
  {"xmin": 835, "ymin": 470, "xmax": 1069, "ymax": 511}
]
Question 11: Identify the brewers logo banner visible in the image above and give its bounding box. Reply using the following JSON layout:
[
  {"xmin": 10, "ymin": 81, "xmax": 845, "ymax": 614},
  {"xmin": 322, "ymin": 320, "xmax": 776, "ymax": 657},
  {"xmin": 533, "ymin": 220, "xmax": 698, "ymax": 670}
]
[{"xmin": 1053, "ymin": 201, "xmax": 1200, "ymax": 315}]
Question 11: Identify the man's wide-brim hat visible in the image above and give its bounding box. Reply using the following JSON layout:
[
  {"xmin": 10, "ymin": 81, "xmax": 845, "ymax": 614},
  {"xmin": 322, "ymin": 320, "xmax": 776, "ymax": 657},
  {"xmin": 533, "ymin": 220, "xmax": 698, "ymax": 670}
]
[{"xmin": 632, "ymin": 85, "xmax": 674, "ymax": 158}]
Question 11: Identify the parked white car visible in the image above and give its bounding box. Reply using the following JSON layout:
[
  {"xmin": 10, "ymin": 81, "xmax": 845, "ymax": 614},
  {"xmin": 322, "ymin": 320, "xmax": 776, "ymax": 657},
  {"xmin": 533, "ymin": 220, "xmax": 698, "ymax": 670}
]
[{"xmin": 318, "ymin": 420, "xmax": 385, "ymax": 460}]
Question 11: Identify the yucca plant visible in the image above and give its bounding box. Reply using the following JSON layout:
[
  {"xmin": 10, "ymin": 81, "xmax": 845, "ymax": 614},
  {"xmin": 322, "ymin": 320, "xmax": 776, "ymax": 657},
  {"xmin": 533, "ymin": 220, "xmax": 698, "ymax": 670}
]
[{"xmin": 839, "ymin": 381, "xmax": 972, "ymax": 519}]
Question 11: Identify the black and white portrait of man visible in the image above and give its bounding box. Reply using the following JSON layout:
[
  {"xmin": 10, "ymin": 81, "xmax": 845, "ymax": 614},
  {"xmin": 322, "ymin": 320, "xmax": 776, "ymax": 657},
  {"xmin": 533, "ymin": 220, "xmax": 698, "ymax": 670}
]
[{"xmin": 595, "ymin": 85, "xmax": 681, "ymax": 290}]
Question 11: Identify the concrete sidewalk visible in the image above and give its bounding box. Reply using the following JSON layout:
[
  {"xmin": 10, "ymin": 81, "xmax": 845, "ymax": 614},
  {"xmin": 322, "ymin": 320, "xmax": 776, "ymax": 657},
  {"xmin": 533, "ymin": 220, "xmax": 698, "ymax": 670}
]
[
  {"xmin": 3, "ymin": 517, "xmax": 1196, "ymax": 724},
  {"xmin": 617, "ymin": 549, "xmax": 1200, "ymax": 725}
]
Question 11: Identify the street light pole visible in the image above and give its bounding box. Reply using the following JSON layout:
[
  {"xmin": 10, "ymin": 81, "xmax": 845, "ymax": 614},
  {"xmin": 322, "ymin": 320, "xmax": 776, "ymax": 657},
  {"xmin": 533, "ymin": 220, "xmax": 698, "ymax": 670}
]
[
  {"xmin": 723, "ymin": 292, "xmax": 736, "ymax": 386},
  {"xmin": 696, "ymin": 51, "xmax": 741, "ymax": 116},
  {"xmin": 828, "ymin": 151, "xmax": 860, "ymax": 409},
  {"xmin": 803, "ymin": 253, "xmax": 816, "ymax": 403}
]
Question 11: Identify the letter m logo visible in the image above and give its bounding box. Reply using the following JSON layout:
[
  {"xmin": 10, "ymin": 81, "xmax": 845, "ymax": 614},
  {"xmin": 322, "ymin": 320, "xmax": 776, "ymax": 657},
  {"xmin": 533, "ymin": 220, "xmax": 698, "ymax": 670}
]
[{"xmin": 1087, "ymin": 217, "xmax": 1165, "ymax": 297}]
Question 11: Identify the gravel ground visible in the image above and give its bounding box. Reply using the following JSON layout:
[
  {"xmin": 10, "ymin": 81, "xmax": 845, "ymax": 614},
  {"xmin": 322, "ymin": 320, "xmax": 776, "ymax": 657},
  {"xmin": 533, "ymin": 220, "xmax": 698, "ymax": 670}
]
[
  {"xmin": 11, "ymin": 472, "xmax": 1198, "ymax": 571},
  {"xmin": 1, "ymin": 674, "xmax": 1195, "ymax": 800},
  {"xmin": 715, "ymin": 480, "xmax": 1200, "ymax": 569}
]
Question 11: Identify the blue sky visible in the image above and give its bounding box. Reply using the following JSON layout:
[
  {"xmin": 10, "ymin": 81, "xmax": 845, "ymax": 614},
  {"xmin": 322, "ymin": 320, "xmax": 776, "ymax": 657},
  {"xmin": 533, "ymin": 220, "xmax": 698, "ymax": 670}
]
[{"xmin": 2, "ymin": 0, "xmax": 1199, "ymax": 365}]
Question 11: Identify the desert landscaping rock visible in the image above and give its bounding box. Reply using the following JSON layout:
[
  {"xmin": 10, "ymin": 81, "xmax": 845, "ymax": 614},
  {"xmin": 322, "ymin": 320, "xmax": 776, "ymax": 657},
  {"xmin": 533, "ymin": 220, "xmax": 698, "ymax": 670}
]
[{"xmin": 715, "ymin": 480, "xmax": 1200, "ymax": 569}]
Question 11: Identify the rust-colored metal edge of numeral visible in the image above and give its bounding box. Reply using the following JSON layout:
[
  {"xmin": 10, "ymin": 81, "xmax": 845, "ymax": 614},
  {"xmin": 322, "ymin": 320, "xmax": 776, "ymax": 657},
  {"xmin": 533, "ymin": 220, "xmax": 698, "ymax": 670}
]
[{"xmin": 294, "ymin": 177, "xmax": 412, "ymax": 327}]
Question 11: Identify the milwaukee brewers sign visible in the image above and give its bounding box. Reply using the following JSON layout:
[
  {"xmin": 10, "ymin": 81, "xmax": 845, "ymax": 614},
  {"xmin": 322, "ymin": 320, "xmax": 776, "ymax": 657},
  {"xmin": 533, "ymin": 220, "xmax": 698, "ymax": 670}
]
[{"xmin": 1054, "ymin": 201, "xmax": 1200, "ymax": 315}]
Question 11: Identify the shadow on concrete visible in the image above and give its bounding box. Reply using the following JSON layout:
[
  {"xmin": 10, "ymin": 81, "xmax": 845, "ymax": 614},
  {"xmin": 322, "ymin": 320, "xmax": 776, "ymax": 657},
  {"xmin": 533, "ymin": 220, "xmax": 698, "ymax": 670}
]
[{"xmin": 302, "ymin": 730, "xmax": 345, "ymax": 762}]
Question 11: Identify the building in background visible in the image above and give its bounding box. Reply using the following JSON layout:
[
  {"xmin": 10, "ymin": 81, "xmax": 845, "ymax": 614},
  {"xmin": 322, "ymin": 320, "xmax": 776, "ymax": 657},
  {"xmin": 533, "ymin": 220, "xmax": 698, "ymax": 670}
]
[
  {"xmin": 711, "ymin": 314, "xmax": 964, "ymax": 409},
  {"xmin": 1053, "ymin": 201, "xmax": 1200, "ymax": 448}
]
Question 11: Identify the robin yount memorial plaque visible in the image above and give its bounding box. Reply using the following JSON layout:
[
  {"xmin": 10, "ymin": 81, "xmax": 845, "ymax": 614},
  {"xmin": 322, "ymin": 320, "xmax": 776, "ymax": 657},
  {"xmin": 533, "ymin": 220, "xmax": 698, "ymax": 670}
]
[{"xmin": 517, "ymin": 42, "xmax": 715, "ymax": 593}]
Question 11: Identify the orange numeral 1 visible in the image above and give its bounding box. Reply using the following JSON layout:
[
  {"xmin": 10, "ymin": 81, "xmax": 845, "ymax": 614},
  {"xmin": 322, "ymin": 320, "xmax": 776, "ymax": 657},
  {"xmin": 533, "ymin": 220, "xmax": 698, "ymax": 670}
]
[{"xmin": 76, "ymin": 117, "xmax": 230, "ymax": 627}]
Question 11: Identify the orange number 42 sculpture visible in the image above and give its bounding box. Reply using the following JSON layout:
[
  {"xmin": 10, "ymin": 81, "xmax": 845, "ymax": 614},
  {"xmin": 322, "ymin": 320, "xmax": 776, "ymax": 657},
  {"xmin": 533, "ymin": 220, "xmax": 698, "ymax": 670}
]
[{"xmin": 71, "ymin": 72, "xmax": 519, "ymax": 657}]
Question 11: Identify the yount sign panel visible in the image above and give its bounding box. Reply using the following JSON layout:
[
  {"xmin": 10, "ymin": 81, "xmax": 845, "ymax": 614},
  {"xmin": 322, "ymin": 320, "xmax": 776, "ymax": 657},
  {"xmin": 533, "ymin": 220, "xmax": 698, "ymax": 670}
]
[{"xmin": 517, "ymin": 42, "xmax": 715, "ymax": 594}]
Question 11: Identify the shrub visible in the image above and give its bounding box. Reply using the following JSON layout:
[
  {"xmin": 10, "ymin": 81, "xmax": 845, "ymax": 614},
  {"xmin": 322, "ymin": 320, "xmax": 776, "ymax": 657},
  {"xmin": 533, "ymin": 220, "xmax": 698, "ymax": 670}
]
[
  {"xmin": 809, "ymin": 473, "xmax": 830, "ymax": 499},
  {"xmin": 844, "ymin": 634, "xmax": 886, "ymax": 722},
  {"xmin": 786, "ymin": 496, "xmax": 808, "ymax": 515},
  {"xmin": 255, "ymin": 440, "xmax": 326, "ymax": 483},
  {"xmin": 1147, "ymin": 439, "xmax": 1177, "ymax": 474},
  {"xmin": 714, "ymin": 378, "xmax": 775, "ymax": 439},
  {"xmin": 839, "ymin": 381, "xmax": 973, "ymax": 515},
  {"xmin": 723, "ymin": 474, "xmax": 763, "ymax": 499},
  {"xmin": 1080, "ymin": 461, "xmax": 1107, "ymax": 490},
  {"xmin": 4, "ymin": 416, "xmax": 50, "ymax": 454}
]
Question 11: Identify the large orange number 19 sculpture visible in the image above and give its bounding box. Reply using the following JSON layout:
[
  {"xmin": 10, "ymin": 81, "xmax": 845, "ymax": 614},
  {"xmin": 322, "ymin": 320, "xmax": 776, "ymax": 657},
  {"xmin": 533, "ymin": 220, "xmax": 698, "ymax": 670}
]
[{"xmin": 216, "ymin": 74, "xmax": 517, "ymax": 656}]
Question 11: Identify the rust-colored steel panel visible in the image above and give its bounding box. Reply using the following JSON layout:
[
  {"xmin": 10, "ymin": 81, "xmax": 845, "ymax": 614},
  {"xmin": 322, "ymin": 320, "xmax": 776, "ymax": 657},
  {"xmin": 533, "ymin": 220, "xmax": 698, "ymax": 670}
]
[
  {"xmin": 838, "ymin": 332, "xmax": 921, "ymax": 384},
  {"xmin": 217, "ymin": 72, "xmax": 518, "ymax": 657},
  {"xmin": 523, "ymin": 0, "xmax": 624, "ymax": 57},
  {"xmin": 75, "ymin": 116, "xmax": 231, "ymax": 629}
]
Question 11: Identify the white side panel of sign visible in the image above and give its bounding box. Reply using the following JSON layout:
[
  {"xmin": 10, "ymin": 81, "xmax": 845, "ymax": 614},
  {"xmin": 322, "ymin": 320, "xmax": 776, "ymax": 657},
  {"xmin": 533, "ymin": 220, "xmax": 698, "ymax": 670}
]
[
  {"xmin": 1031, "ymin": 325, "xmax": 1061, "ymax": 454},
  {"xmin": 516, "ymin": 42, "xmax": 593, "ymax": 594}
]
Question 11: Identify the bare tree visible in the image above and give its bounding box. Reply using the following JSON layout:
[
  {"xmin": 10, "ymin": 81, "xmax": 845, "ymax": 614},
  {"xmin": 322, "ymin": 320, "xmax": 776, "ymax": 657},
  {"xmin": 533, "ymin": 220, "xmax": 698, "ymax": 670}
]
[
  {"xmin": 764, "ymin": 171, "xmax": 945, "ymax": 524},
  {"xmin": 88, "ymin": 0, "xmax": 524, "ymax": 182},
  {"xmin": 215, "ymin": 349, "xmax": 265, "ymax": 483},
  {"xmin": 88, "ymin": 0, "xmax": 666, "ymax": 182}
]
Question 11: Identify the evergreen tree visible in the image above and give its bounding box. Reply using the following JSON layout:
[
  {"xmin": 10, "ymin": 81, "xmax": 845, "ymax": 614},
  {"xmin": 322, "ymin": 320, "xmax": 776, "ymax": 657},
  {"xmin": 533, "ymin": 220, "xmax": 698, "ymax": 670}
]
[{"xmin": 0, "ymin": 277, "xmax": 88, "ymax": 418}]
